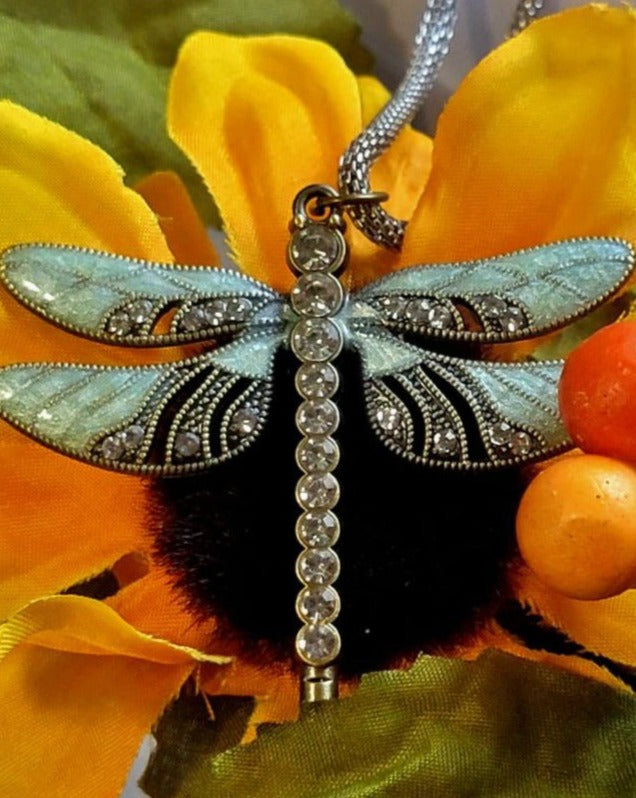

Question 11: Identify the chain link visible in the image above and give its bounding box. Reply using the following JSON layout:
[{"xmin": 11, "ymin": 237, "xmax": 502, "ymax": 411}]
[
  {"xmin": 338, "ymin": 0, "xmax": 458, "ymax": 250},
  {"xmin": 339, "ymin": 0, "xmax": 546, "ymax": 251},
  {"xmin": 510, "ymin": 0, "xmax": 545, "ymax": 36}
]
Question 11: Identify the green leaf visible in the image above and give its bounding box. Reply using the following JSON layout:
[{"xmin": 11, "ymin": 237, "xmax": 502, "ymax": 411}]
[
  {"xmin": 141, "ymin": 693, "xmax": 255, "ymax": 798},
  {"xmin": 0, "ymin": 0, "xmax": 370, "ymax": 224},
  {"xmin": 177, "ymin": 652, "xmax": 636, "ymax": 797}
]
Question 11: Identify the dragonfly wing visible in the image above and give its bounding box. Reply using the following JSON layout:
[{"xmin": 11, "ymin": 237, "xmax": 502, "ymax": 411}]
[
  {"xmin": 0, "ymin": 244, "xmax": 285, "ymax": 346},
  {"xmin": 0, "ymin": 330, "xmax": 283, "ymax": 475},
  {"xmin": 351, "ymin": 238, "xmax": 634, "ymax": 343},
  {"xmin": 354, "ymin": 329, "xmax": 567, "ymax": 469}
]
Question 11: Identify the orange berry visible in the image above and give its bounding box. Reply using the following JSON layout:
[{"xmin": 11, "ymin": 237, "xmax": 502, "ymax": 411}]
[
  {"xmin": 559, "ymin": 320, "xmax": 636, "ymax": 462},
  {"xmin": 516, "ymin": 454, "xmax": 636, "ymax": 600}
]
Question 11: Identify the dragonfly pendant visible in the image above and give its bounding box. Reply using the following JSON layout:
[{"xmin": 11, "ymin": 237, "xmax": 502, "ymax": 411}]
[{"xmin": 0, "ymin": 184, "xmax": 633, "ymax": 695}]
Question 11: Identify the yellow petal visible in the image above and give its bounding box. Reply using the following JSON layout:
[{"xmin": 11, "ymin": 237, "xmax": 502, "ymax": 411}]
[
  {"xmin": 0, "ymin": 645, "xmax": 189, "ymax": 798},
  {"xmin": 0, "ymin": 595, "xmax": 228, "ymax": 798},
  {"xmin": 0, "ymin": 594, "xmax": 228, "ymax": 664},
  {"xmin": 0, "ymin": 101, "xmax": 174, "ymax": 367},
  {"xmin": 515, "ymin": 568, "xmax": 636, "ymax": 668},
  {"xmin": 107, "ymin": 566, "xmax": 216, "ymax": 652},
  {"xmin": 402, "ymin": 5, "xmax": 636, "ymax": 264},
  {"xmin": 0, "ymin": 597, "xmax": 229, "ymax": 796},
  {"xmin": 135, "ymin": 170, "xmax": 219, "ymax": 266},
  {"xmin": 0, "ymin": 428, "xmax": 149, "ymax": 619},
  {"xmin": 169, "ymin": 32, "xmax": 361, "ymax": 291}
]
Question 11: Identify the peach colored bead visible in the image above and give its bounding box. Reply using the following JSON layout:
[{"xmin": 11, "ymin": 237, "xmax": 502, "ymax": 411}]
[{"xmin": 516, "ymin": 454, "xmax": 636, "ymax": 600}]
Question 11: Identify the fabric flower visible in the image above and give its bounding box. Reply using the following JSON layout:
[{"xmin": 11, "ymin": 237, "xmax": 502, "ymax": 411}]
[{"xmin": 1, "ymin": 5, "xmax": 636, "ymax": 796}]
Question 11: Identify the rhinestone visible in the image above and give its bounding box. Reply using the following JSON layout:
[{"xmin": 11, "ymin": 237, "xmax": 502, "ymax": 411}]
[
  {"xmin": 489, "ymin": 422, "xmax": 513, "ymax": 449},
  {"xmin": 375, "ymin": 404, "xmax": 402, "ymax": 433},
  {"xmin": 297, "ymin": 436, "xmax": 339, "ymax": 472},
  {"xmin": 180, "ymin": 306, "xmax": 209, "ymax": 332},
  {"xmin": 224, "ymin": 297, "xmax": 253, "ymax": 321},
  {"xmin": 297, "ymin": 473, "xmax": 339, "ymax": 509},
  {"xmin": 405, "ymin": 297, "xmax": 433, "ymax": 324},
  {"xmin": 107, "ymin": 311, "xmax": 133, "ymax": 336},
  {"xmin": 296, "ymin": 400, "xmax": 338, "ymax": 436},
  {"xmin": 296, "ymin": 511, "xmax": 340, "ymax": 547},
  {"xmin": 297, "ymin": 587, "xmax": 339, "ymax": 624},
  {"xmin": 297, "ymin": 548, "xmax": 340, "ymax": 586},
  {"xmin": 295, "ymin": 363, "xmax": 338, "ymax": 399},
  {"xmin": 230, "ymin": 407, "xmax": 260, "ymax": 437},
  {"xmin": 174, "ymin": 430, "xmax": 201, "ymax": 458},
  {"xmin": 428, "ymin": 304, "xmax": 455, "ymax": 330},
  {"xmin": 291, "ymin": 318, "xmax": 342, "ymax": 361},
  {"xmin": 128, "ymin": 299, "xmax": 154, "ymax": 325},
  {"xmin": 478, "ymin": 296, "xmax": 507, "ymax": 315},
  {"xmin": 499, "ymin": 307, "xmax": 526, "ymax": 333},
  {"xmin": 433, "ymin": 428, "xmax": 459, "ymax": 456},
  {"xmin": 121, "ymin": 424, "xmax": 145, "ymax": 450},
  {"xmin": 291, "ymin": 273, "xmax": 343, "ymax": 317},
  {"xmin": 101, "ymin": 434, "xmax": 125, "ymax": 460},
  {"xmin": 296, "ymin": 623, "xmax": 341, "ymax": 665},
  {"xmin": 201, "ymin": 299, "xmax": 227, "ymax": 325},
  {"xmin": 510, "ymin": 430, "xmax": 534, "ymax": 456},
  {"xmin": 378, "ymin": 295, "xmax": 407, "ymax": 321},
  {"xmin": 289, "ymin": 224, "xmax": 343, "ymax": 272}
]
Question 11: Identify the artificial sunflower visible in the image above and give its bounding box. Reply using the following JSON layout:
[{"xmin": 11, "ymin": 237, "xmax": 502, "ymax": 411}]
[{"xmin": 0, "ymin": 5, "xmax": 636, "ymax": 797}]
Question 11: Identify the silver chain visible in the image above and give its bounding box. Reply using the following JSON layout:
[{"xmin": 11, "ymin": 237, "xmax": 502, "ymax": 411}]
[
  {"xmin": 339, "ymin": 0, "xmax": 545, "ymax": 250},
  {"xmin": 338, "ymin": 0, "xmax": 457, "ymax": 251},
  {"xmin": 510, "ymin": 0, "xmax": 545, "ymax": 36}
]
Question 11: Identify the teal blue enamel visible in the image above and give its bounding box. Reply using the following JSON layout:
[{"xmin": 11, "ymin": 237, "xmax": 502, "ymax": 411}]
[
  {"xmin": 446, "ymin": 359, "xmax": 566, "ymax": 448},
  {"xmin": 1, "ymin": 244, "xmax": 277, "ymax": 333},
  {"xmin": 211, "ymin": 331, "xmax": 283, "ymax": 378},
  {"xmin": 0, "ymin": 364, "xmax": 164, "ymax": 451},
  {"xmin": 356, "ymin": 239, "xmax": 633, "ymax": 331}
]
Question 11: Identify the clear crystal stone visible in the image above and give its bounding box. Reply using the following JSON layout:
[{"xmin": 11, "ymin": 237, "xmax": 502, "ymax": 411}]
[
  {"xmin": 375, "ymin": 404, "xmax": 402, "ymax": 433},
  {"xmin": 428, "ymin": 304, "xmax": 455, "ymax": 330},
  {"xmin": 230, "ymin": 407, "xmax": 259, "ymax": 437},
  {"xmin": 433, "ymin": 428, "xmax": 459, "ymax": 456},
  {"xmin": 510, "ymin": 430, "xmax": 533, "ymax": 456},
  {"xmin": 289, "ymin": 224, "xmax": 342, "ymax": 272},
  {"xmin": 489, "ymin": 422, "xmax": 513, "ymax": 449},
  {"xmin": 378, "ymin": 295, "xmax": 407, "ymax": 321},
  {"xmin": 296, "ymin": 511, "xmax": 340, "ymax": 547},
  {"xmin": 291, "ymin": 273, "xmax": 343, "ymax": 317},
  {"xmin": 296, "ymin": 623, "xmax": 341, "ymax": 665},
  {"xmin": 296, "ymin": 400, "xmax": 338, "ymax": 436},
  {"xmin": 174, "ymin": 430, "xmax": 201, "ymax": 457},
  {"xmin": 498, "ymin": 306, "xmax": 526, "ymax": 333},
  {"xmin": 180, "ymin": 306, "xmax": 209, "ymax": 331},
  {"xmin": 128, "ymin": 299, "xmax": 154, "ymax": 325},
  {"xmin": 107, "ymin": 311, "xmax": 133, "ymax": 336},
  {"xmin": 201, "ymin": 299, "xmax": 227, "ymax": 325},
  {"xmin": 224, "ymin": 297, "xmax": 253, "ymax": 321},
  {"xmin": 297, "ymin": 548, "xmax": 340, "ymax": 586},
  {"xmin": 297, "ymin": 587, "xmax": 339, "ymax": 623},
  {"xmin": 295, "ymin": 363, "xmax": 338, "ymax": 399},
  {"xmin": 291, "ymin": 318, "xmax": 342, "ymax": 361},
  {"xmin": 121, "ymin": 424, "xmax": 145, "ymax": 450},
  {"xmin": 476, "ymin": 295, "xmax": 509, "ymax": 316},
  {"xmin": 405, "ymin": 297, "xmax": 433, "ymax": 324},
  {"xmin": 297, "ymin": 473, "xmax": 339, "ymax": 509},
  {"xmin": 297, "ymin": 436, "xmax": 339, "ymax": 472},
  {"xmin": 101, "ymin": 434, "xmax": 125, "ymax": 460},
  {"xmin": 488, "ymin": 422, "xmax": 533, "ymax": 456}
]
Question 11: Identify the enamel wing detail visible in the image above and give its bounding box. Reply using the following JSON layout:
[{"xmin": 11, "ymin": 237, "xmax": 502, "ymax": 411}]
[{"xmin": 0, "ymin": 235, "xmax": 633, "ymax": 475}]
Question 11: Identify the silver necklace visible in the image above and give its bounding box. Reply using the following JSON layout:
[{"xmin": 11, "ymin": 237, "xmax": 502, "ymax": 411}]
[{"xmin": 0, "ymin": 0, "xmax": 632, "ymax": 704}]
